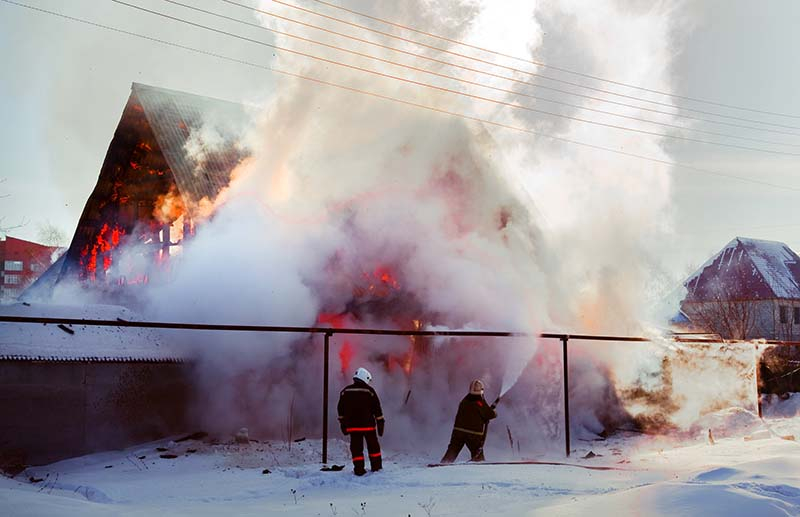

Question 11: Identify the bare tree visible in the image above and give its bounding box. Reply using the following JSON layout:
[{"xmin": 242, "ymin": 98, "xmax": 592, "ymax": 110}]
[
  {"xmin": 36, "ymin": 221, "xmax": 68, "ymax": 248},
  {"xmin": 682, "ymin": 282, "xmax": 759, "ymax": 340},
  {"xmin": 0, "ymin": 178, "xmax": 29, "ymax": 235}
]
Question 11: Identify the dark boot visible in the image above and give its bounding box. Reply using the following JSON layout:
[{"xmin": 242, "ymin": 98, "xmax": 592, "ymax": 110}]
[{"xmin": 466, "ymin": 436, "xmax": 486, "ymax": 462}]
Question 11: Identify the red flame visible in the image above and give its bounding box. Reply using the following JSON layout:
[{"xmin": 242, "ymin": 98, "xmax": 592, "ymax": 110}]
[
  {"xmin": 353, "ymin": 265, "xmax": 401, "ymax": 298},
  {"xmin": 79, "ymin": 223, "xmax": 126, "ymax": 281},
  {"xmin": 339, "ymin": 341, "xmax": 354, "ymax": 376},
  {"xmin": 374, "ymin": 266, "xmax": 399, "ymax": 289},
  {"xmin": 318, "ymin": 312, "xmax": 357, "ymax": 375}
]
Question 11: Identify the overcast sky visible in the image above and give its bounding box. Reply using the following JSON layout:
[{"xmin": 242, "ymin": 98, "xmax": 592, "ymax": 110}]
[{"xmin": 0, "ymin": 0, "xmax": 798, "ymax": 283}]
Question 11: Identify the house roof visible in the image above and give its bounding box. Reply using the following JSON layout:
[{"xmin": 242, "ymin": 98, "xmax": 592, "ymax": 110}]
[
  {"xmin": 132, "ymin": 82, "xmax": 252, "ymax": 205},
  {"xmin": 23, "ymin": 83, "xmax": 252, "ymax": 300},
  {"xmin": 0, "ymin": 302, "xmax": 190, "ymax": 363},
  {"xmin": 684, "ymin": 237, "xmax": 800, "ymax": 301}
]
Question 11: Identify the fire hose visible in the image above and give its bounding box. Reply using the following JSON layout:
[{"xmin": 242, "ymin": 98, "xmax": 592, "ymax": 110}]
[{"xmin": 479, "ymin": 396, "xmax": 502, "ymax": 457}]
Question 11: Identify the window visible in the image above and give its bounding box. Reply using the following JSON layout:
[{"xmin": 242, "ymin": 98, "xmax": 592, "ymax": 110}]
[
  {"xmin": 3, "ymin": 274, "xmax": 21, "ymax": 285},
  {"xmin": 30, "ymin": 263, "xmax": 44, "ymax": 273},
  {"xmin": 1, "ymin": 287, "xmax": 20, "ymax": 298},
  {"xmin": 795, "ymin": 307, "xmax": 800, "ymax": 325},
  {"xmin": 3, "ymin": 260, "xmax": 23, "ymax": 271},
  {"xmin": 779, "ymin": 305, "xmax": 790, "ymax": 324}
]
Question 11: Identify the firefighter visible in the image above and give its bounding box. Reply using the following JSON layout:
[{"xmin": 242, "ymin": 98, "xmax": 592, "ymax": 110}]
[
  {"xmin": 440, "ymin": 379, "xmax": 497, "ymax": 463},
  {"xmin": 337, "ymin": 367, "xmax": 385, "ymax": 476}
]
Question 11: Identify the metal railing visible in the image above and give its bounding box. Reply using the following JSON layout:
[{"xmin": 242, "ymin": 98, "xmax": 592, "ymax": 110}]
[{"xmin": 0, "ymin": 315, "xmax": 777, "ymax": 460}]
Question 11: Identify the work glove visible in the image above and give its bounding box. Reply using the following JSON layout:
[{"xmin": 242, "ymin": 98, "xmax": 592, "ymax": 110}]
[
  {"xmin": 377, "ymin": 419, "xmax": 385, "ymax": 437},
  {"xmin": 340, "ymin": 422, "xmax": 348, "ymax": 436}
]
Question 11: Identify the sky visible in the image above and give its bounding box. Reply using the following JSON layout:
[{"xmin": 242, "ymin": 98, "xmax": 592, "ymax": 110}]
[{"xmin": 0, "ymin": 0, "xmax": 798, "ymax": 286}]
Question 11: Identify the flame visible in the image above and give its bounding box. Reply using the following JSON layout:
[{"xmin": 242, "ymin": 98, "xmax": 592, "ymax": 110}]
[
  {"xmin": 79, "ymin": 223, "xmax": 126, "ymax": 281},
  {"xmin": 269, "ymin": 162, "xmax": 293, "ymax": 203},
  {"xmin": 353, "ymin": 265, "xmax": 401, "ymax": 298},
  {"xmin": 153, "ymin": 186, "xmax": 186, "ymax": 224},
  {"xmin": 374, "ymin": 266, "xmax": 399, "ymax": 289},
  {"xmin": 339, "ymin": 341, "xmax": 354, "ymax": 376},
  {"xmin": 178, "ymin": 157, "xmax": 255, "ymax": 225},
  {"xmin": 318, "ymin": 312, "xmax": 356, "ymax": 375}
]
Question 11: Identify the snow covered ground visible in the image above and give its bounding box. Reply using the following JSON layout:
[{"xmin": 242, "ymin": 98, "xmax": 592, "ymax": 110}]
[{"xmin": 2, "ymin": 407, "xmax": 799, "ymax": 516}]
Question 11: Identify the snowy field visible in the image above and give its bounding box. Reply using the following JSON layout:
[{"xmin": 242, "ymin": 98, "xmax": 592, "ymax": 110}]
[{"xmin": 2, "ymin": 400, "xmax": 799, "ymax": 517}]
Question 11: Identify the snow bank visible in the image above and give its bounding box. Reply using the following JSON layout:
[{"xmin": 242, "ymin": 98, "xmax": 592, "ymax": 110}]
[
  {"xmin": 763, "ymin": 393, "xmax": 800, "ymax": 419},
  {"xmin": 2, "ymin": 416, "xmax": 799, "ymax": 516},
  {"xmin": 690, "ymin": 407, "xmax": 766, "ymax": 440}
]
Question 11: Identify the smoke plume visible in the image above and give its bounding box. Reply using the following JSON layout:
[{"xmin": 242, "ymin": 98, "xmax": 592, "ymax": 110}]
[{"xmin": 42, "ymin": 0, "xmax": 760, "ymax": 455}]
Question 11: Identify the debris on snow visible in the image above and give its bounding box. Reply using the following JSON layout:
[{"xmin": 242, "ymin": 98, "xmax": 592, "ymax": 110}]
[{"xmin": 235, "ymin": 428, "xmax": 250, "ymax": 444}]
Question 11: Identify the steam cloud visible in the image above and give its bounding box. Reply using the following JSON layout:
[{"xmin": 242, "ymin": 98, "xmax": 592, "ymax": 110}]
[{"xmin": 43, "ymin": 0, "xmax": 759, "ymax": 455}]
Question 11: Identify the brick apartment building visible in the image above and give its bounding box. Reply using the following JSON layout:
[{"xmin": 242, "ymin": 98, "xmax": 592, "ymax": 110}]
[{"xmin": 0, "ymin": 236, "xmax": 60, "ymax": 301}]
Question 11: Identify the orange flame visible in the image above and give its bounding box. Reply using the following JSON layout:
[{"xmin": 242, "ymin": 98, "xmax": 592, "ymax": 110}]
[{"xmin": 79, "ymin": 223, "xmax": 126, "ymax": 281}]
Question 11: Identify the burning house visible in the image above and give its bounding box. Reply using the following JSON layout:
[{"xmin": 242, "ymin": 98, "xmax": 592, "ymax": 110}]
[
  {"xmin": 0, "ymin": 83, "xmax": 251, "ymax": 466},
  {"xmin": 26, "ymin": 82, "xmax": 251, "ymax": 302},
  {"xmin": 3, "ymin": 79, "xmax": 762, "ymax": 467}
]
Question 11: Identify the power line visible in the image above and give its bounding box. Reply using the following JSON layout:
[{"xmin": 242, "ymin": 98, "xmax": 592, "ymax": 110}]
[
  {"xmin": 158, "ymin": 0, "xmax": 800, "ymax": 150},
  {"xmin": 113, "ymin": 0, "xmax": 800, "ymax": 156},
  {"xmin": 269, "ymin": 0, "xmax": 800, "ymax": 131},
  {"xmin": 2, "ymin": 0, "xmax": 799, "ymax": 194},
  {"xmin": 219, "ymin": 0, "xmax": 800, "ymax": 138},
  {"xmin": 307, "ymin": 0, "xmax": 800, "ymax": 120}
]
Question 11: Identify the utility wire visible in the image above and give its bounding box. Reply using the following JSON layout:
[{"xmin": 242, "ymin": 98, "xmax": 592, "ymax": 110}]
[
  {"xmin": 159, "ymin": 0, "xmax": 799, "ymax": 150},
  {"xmin": 2, "ymin": 0, "xmax": 799, "ymax": 194},
  {"xmin": 308, "ymin": 0, "xmax": 800, "ymax": 120},
  {"xmin": 219, "ymin": 0, "xmax": 800, "ymax": 138},
  {"xmin": 111, "ymin": 0, "xmax": 800, "ymax": 156},
  {"xmin": 269, "ymin": 0, "xmax": 800, "ymax": 130}
]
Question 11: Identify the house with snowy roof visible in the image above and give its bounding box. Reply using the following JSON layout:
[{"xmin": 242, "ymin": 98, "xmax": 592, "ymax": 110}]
[{"xmin": 680, "ymin": 237, "xmax": 800, "ymax": 341}]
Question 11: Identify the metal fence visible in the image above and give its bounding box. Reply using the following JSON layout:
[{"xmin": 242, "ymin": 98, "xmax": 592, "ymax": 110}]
[{"xmin": 2, "ymin": 315, "xmax": 798, "ymax": 462}]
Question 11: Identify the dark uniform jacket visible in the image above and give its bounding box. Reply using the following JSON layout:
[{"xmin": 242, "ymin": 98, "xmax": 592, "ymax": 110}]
[
  {"xmin": 337, "ymin": 379, "xmax": 384, "ymax": 432},
  {"xmin": 452, "ymin": 394, "xmax": 497, "ymax": 436}
]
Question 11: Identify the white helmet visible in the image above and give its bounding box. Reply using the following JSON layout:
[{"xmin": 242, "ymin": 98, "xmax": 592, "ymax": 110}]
[
  {"xmin": 354, "ymin": 367, "xmax": 372, "ymax": 384},
  {"xmin": 469, "ymin": 379, "xmax": 485, "ymax": 396}
]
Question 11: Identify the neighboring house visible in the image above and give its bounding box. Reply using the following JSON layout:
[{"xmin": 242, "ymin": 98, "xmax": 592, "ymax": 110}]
[
  {"xmin": 0, "ymin": 236, "xmax": 60, "ymax": 301},
  {"xmin": 681, "ymin": 237, "xmax": 800, "ymax": 341}
]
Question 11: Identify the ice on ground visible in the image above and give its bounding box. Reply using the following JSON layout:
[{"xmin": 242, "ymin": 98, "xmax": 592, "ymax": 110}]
[{"xmin": 1, "ymin": 412, "xmax": 799, "ymax": 516}]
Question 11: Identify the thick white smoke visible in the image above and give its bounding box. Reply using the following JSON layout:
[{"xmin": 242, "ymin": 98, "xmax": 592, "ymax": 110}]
[{"xmin": 43, "ymin": 0, "xmax": 754, "ymax": 456}]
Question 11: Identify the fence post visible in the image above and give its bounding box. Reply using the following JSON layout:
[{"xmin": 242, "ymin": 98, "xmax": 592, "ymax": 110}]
[
  {"xmin": 754, "ymin": 344, "xmax": 762, "ymax": 418},
  {"xmin": 561, "ymin": 336, "xmax": 571, "ymax": 457},
  {"xmin": 322, "ymin": 331, "xmax": 331, "ymax": 464}
]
